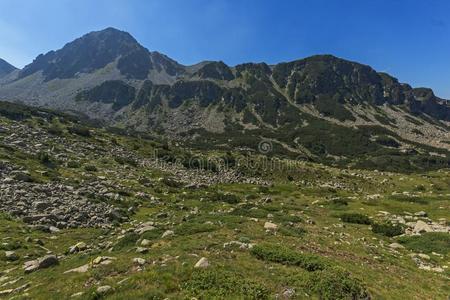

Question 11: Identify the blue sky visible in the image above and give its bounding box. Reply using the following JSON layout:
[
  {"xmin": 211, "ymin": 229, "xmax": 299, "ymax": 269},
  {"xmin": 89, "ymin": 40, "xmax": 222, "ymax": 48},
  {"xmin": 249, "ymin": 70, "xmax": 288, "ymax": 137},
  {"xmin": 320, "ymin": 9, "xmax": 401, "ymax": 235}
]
[{"xmin": 1, "ymin": 0, "xmax": 449, "ymax": 98}]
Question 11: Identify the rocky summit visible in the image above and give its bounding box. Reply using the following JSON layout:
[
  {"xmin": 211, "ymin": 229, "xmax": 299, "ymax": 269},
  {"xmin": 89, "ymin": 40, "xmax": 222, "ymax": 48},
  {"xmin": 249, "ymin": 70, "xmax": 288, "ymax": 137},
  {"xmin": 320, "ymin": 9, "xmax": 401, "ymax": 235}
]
[{"xmin": 0, "ymin": 25, "xmax": 449, "ymax": 300}]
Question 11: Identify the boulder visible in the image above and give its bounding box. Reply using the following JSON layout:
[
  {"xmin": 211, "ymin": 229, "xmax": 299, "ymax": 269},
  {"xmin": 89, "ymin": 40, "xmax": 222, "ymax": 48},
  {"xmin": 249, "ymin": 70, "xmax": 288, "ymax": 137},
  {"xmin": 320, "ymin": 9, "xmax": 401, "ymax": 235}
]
[
  {"xmin": 412, "ymin": 220, "xmax": 432, "ymax": 234},
  {"xmin": 69, "ymin": 242, "xmax": 87, "ymax": 254},
  {"xmin": 133, "ymin": 258, "xmax": 146, "ymax": 266},
  {"xmin": 64, "ymin": 264, "xmax": 89, "ymax": 274},
  {"xmin": 96, "ymin": 286, "xmax": 112, "ymax": 295},
  {"xmin": 161, "ymin": 230, "xmax": 174, "ymax": 238},
  {"xmin": 264, "ymin": 222, "xmax": 278, "ymax": 230},
  {"xmin": 4, "ymin": 251, "xmax": 19, "ymax": 261},
  {"xmin": 389, "ymin": 243, "xmax": 405, "ymax": 250},
  {"xmin": 194, "ymin": 257, "xmax": 209, "ymax": 268},
  {"xmin": 24, "ymin": 255, "xmax": 59, "ymax": 273}
]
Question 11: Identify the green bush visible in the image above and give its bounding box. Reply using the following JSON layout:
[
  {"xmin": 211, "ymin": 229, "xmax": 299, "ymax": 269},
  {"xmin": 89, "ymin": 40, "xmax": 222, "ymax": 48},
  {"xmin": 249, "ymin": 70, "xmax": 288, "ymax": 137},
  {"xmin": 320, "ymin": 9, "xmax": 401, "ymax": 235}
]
[
  {"xmin": 114, "ymin": 232, "xmax": 139, "ymax": 251},
  {"xmin": 329, "ymin": 198, "xmax": 348, "ymax": 206},
  {"xmin": 114, "ymin": 156, "xmax": 138, "ymax": 167},
  {"xmin": 279, "ymin": 226, "xmax": 307, "ymax": 237},
  {"xmin": 211, "ymin": 192, "xmax": 240, "ymax": 204},
  {"xmin": 84, "ymin": 165, "xmax": 98, "ymax": 172},
  {"xmin": 68, "ymin": 125, "xmax": 91, "ymax": 137},
  {"xmin": 340, "ymin": 213, "xmax": 371, "ymax": 225},
  {"xmin": 390, "ymin": 194, "xmax": 429, "ymax": 205},
  {"xmin": 37, "ymin": 151, "xmax": 51, "ymax": 164},
  {"xmin": 371, "ymin": 222, "xmax": 404, "ymax": 237},
  {"xmin": 296, "ymin": 266, "xmax": 370, "ymax": 300},
  {"xmin": 67, "ymin": 161, "xmax": 81, "ymax": 168},
  {"xmin": 250, "ymin": 244, "xmax": 327, "ymax": 271},
  {"xmin": 397, "ymin": 232, "xmax": 450, "ymax": 254},
  {"xmin": 183, "ymin": 268, "xmax": 269, "ymax": 299},
  {"xmin": 176, "ymin": 222, "xmax": 217, "ymax": 236},
  {"xmin": 47, "ymin": 124, "xmax": 64, "ymax": 136}
]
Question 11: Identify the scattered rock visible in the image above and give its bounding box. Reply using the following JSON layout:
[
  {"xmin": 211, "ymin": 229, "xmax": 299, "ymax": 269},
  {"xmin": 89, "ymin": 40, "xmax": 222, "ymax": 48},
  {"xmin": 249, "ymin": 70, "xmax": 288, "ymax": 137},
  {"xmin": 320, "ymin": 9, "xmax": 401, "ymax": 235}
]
[
  {"xmin": 23, "ymin": 255, "xmax": 59, "ymax": 273},
  {"xmin": 64, "ymin": 264, "xmax": 89, "ymax": 274},
  {"xmin": 133, "ymin": 258, "xmax": 146, "ymax": 266},
  {"xmin": 161, "ymin": 230, "xmax": 174, "ymax": 238},
  {"xmin": 388, "ymin": 243, "xmax": 405, "ymax": 250},
  {"xmin": 414, "ymin": 211, "xmax": 427, "ymax": 217},
  {"xmin": 282, "ymin": 287, "xmax": 296, "ymax": 298},
  {"xmin": 140, "ymin": 239, "xmax": 151, "ymax": 246},
  {"xmin": 69, "ymin": 242, "xmax": 87, "ymax": 254},
  {"xmin": 4, "ymin": 251, "xmax": 19, "ymax": 261},
  {"xmin": 412, "ymin": 220, "xmax": 432, "ymax": 234},
  {"xmin": 194, "ymin": 257, "xmax": 209, "ymax": 268},
  {"xmin": 71, "ymin": 292, "xmax": 84, "ymax": 298},
  {"xmin": 96, "ymin": 285, "xmax": 112, "ymax": 295},
  {"xmin": 136, "ymin": 247, "xmax": 149, "ymax": 254},
  {"xmin": 264, "ymin": 222, "xmax": 278, "ymax": 230}
]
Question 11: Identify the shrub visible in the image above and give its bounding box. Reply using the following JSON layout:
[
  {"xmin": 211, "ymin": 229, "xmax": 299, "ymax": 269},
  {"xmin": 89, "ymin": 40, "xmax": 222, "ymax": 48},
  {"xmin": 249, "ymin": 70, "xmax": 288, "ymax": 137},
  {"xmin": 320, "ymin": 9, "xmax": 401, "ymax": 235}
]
[
  {"xmin": 371, "ymin": 222, "xmax": 404, "ymax": 237},
  {"xmin": 47, "ymin": 124, "xmax": 64, "ymax": 136},
  {"xmin": 37, "ymin": 151, "xmax": 51, "ymax": 164},
  {"xmin": 327, "ymin": 198, "xmax": 348, "ymax": 207},
  {"xmin": 183, "ymin": 269, "xmax": 269, "ymax": 299},
  {"xmin": 298, "ymin": 266, "xmax": 370, "ymax": 300},
  {"xmin": 114, "ymin": 232, "xmax": 139, "ymax": 251},
  {"xmin": 397, "ymin": 232, "xmax": 450, "ymax": 254},
  {"xmin": 176, "ymin": 222, "xmax": 217, "ymax": 236},
  {"xmin": 211, "ymin": 192, "xmax": 240, "ymax": 204},
  {"xmin": 250, "ymin": 244, "xmax": 327, "ymax": 271},
  {"xmin": 68, "ymin": 125, "xmax": 91, "ymax": 137},
  {"xmin": 375, "ymin": 135, "xmax": 400, "ymax": 148},
  {"xmin": 161, "ymin": 177, "xmax": 183, "ymax": 188},
  {"xmin": 67, "ymin": 161, "xmax": 81, "ymax": 168},
  {"xmin": 340, "ymin": 213, "xmax": 371, "ymax": 225},
  {"xmin": 84, "ymin": 165, "xmax": 98, "ymax": 172},
  {"xmin": 114, "ymin": 156, "xmax": 138, "ymax": 167},
  {"xmin": 390, "ymin": 194, "xmax": 428, "ymax": 205},
  {"xmin": 279, "ymin": 226, "xmax": 307, "ymax": 237}
]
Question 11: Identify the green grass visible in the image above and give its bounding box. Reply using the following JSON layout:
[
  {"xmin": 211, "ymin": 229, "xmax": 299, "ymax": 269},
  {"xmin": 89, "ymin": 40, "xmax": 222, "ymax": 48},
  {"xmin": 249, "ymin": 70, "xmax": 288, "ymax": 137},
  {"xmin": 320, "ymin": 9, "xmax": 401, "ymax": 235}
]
[
  {"xmin": 183, "ymin": 268, "xmax": 269, "ymax": 299},
  {"xmin": 0, "ymin": 102, "xmax": 449, "ymax": 299},
  {"xmin": 339, "ymin": 213, "xmax": 371, "ymax": 225},
  {"xmin": 250, "ymin": 244, "xmax": 328, "ymax": 271},
  {"xmin": 371, "ymin": 222, "xmax": 404, "ymax": 237},
  {"xmin": 397, "ymin": 233, "xmax": 450, "ymax": 254}
]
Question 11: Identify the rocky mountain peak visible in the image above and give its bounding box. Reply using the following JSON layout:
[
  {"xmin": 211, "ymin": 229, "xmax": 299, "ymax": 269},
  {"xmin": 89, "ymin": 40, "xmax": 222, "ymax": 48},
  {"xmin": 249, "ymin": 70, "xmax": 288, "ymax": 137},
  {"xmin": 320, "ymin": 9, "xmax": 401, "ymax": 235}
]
[
  {"xmin": 18, "ymin": 27, "xmax": 157, "ymax": 81},
  {"xmin": 0, "ymin": 58, "xmax": 17, "ymax": 77}
]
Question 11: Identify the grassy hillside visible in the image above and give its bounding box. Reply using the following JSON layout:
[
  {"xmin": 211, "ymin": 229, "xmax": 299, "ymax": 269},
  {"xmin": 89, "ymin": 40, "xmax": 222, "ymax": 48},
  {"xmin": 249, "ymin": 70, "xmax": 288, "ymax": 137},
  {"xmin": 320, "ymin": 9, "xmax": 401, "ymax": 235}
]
[{"xmin": 0, "ymin": 101, "xmax": 449, "ymax": 299}]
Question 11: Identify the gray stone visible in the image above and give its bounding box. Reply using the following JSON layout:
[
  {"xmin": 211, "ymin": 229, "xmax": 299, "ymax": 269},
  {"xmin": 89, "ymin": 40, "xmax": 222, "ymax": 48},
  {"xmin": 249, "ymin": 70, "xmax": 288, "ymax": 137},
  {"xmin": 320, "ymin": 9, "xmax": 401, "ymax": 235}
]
[{"xmin": 194, "ymin": 257, "xmax": 209, "ymax": 268}]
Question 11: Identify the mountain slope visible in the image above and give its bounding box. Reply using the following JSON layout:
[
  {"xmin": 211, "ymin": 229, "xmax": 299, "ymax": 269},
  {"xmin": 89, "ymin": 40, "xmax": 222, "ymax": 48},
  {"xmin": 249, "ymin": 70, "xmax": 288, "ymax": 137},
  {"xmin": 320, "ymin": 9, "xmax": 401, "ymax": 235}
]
[
  {"xmin": 0, "ymin": 58, "xmax": 17, "ymax": 77},
  {"xmin": 0, "ymin": 28, "xmax": 448, "ymax": 171}
]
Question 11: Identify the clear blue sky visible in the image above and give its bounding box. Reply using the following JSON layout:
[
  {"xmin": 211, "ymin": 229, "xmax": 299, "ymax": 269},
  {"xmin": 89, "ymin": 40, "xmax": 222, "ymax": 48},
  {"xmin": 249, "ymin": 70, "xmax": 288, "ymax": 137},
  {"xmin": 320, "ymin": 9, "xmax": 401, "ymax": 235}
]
[{"xmin": 1, "ymin": 0, "xmax": 449, "ymax": 98}]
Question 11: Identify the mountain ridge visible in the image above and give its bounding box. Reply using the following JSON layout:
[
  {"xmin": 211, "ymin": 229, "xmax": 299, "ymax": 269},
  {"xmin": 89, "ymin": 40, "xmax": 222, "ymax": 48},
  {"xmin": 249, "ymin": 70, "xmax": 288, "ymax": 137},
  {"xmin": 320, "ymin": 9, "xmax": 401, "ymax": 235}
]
[
  {"xmin": 0, "ymin": 58, "xmax": 17, "ymax": 78},
  {"xmin": 0, "ymin": 28, "xmax": 448, "ymax": 169}
]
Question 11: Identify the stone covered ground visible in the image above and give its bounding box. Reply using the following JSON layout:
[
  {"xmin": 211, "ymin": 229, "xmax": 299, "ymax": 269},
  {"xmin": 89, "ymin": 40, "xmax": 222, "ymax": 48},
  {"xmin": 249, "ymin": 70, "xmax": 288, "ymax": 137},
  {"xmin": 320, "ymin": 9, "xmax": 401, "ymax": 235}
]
[{"xmin": 0, "ymin": 112, "xmax": 449, "ymax": 299}]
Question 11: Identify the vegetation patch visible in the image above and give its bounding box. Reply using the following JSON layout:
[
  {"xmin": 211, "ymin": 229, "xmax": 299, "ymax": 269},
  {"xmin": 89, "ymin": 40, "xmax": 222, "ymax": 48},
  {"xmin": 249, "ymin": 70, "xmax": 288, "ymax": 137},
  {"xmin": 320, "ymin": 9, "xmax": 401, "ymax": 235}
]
[
  {"xmin": 176, "ymin": 222, "xmax": 218, "ymax": 236},
  {"xmin": 291, "ymin": 266, "xmax": 370, "ymax": 300},
  {"xmin": 339, "ymin": 213, "xmax": 371, "ymax": 225},
  {"xmin": 113, "ymin": 232, "xmax": 140, "ymax": 250},
  {"xmin": 397, "ymin": 233, "xmax": 450, "ymax": 254},
  {"xmin": 371, "ymin": 222, "xmax": 404, "ymax": 237},
  {"xmin": 250, "ymin": 244, "xmax": 327, "ymax": 271},
  {"xmin": 210, "ymin": 192, "xmax": 240, "ymax": 204},
  {"xmin": 390, "ymin": 194, "xmax": 429, "ymax": 205},
  {"xmin": 183, "ymin": 268, "xmax": 269, "ymax": 299}
]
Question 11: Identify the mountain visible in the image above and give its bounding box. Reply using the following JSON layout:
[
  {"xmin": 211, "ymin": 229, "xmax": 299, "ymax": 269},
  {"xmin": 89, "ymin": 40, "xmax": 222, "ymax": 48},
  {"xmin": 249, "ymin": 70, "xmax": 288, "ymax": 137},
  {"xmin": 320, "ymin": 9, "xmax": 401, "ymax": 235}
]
[
  {"xmin": 18, "ymin": 27, "xmax": 183, "ymax": 81},
  {"xmin": 0, "ymin": 28, "xmax": 449, "ymax": 171},
  {"xmin": 0, "ymin": 58, "xmax": 17, "ymax": 77},
  {"xmin": 0, "ymin": 28, "xmax": 183, "ymax": 111}
]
